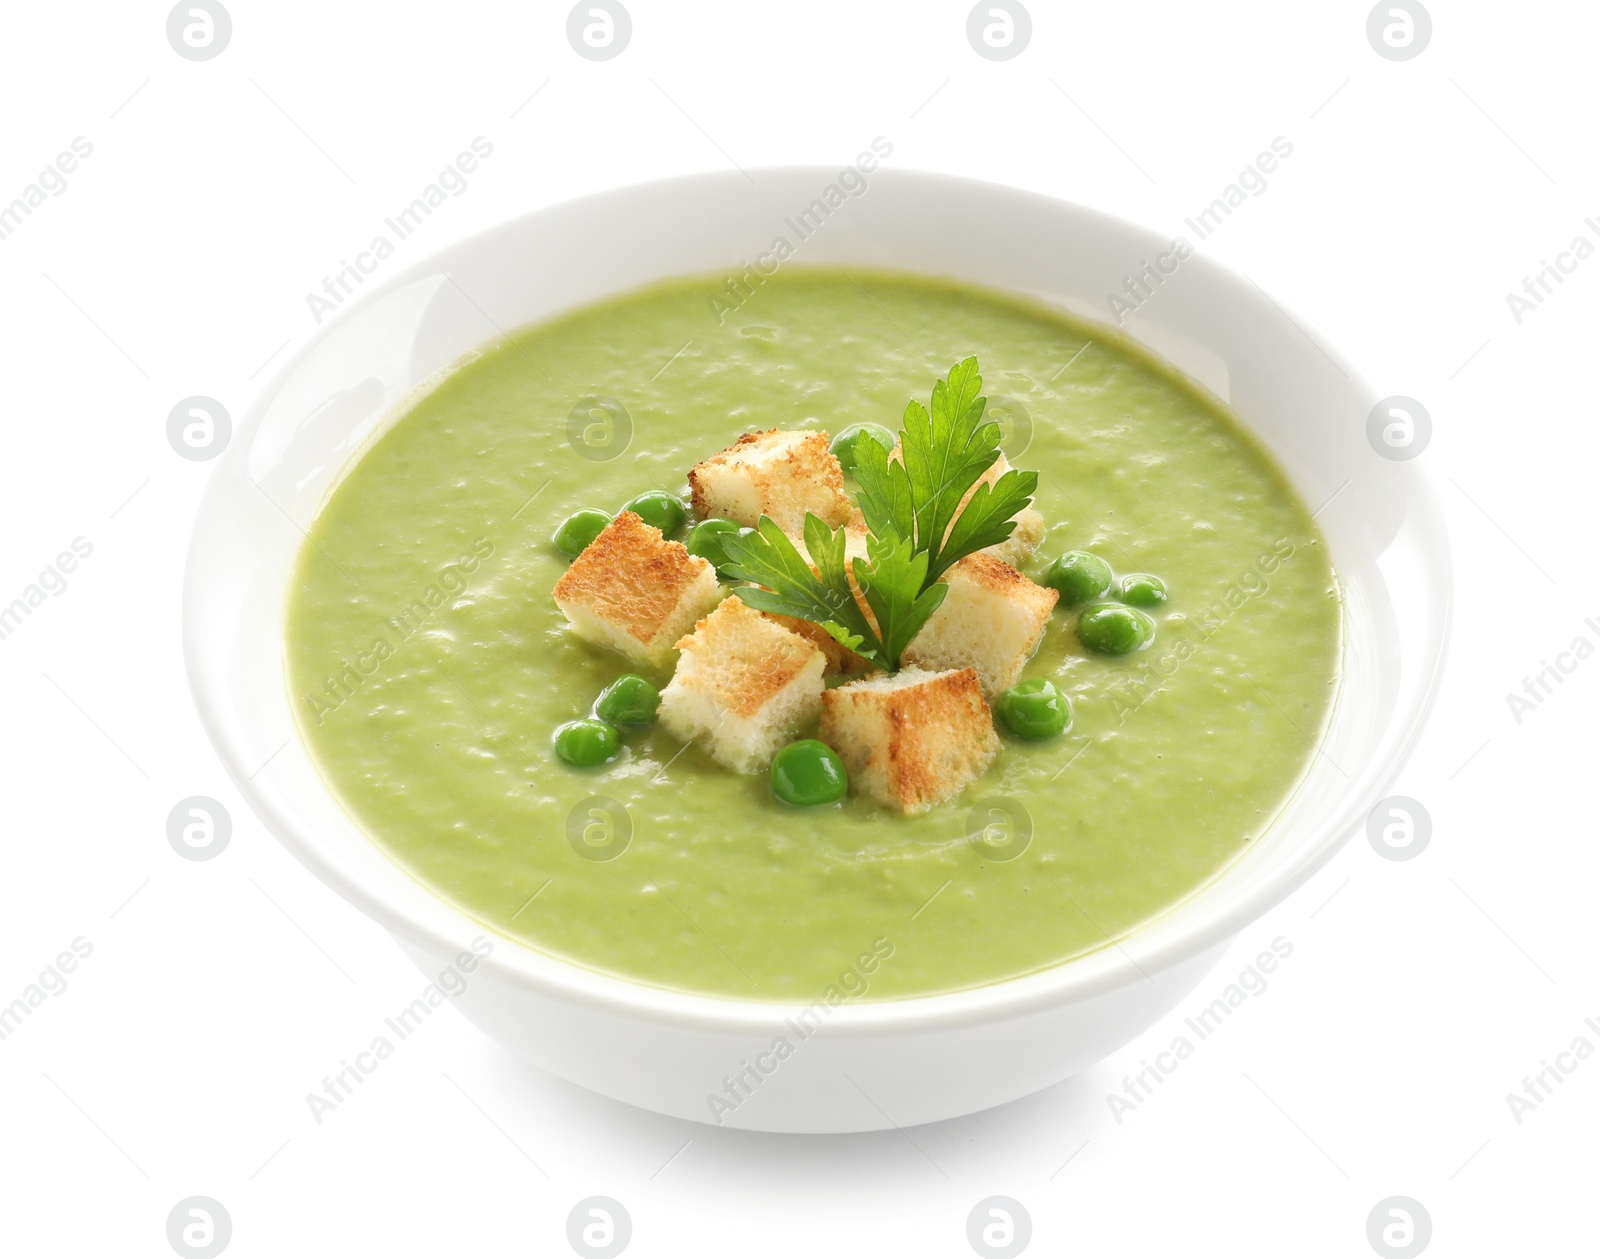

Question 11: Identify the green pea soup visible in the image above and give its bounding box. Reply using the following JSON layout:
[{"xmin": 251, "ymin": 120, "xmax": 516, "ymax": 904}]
[{"xmin": 284, "ymin": 269, "xmax": 1342, "ymax": 1002}]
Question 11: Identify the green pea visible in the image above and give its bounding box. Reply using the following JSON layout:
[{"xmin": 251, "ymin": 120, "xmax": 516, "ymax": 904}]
[
  {"xmin": 554, "ymin": 718, "xmax": 621, "ymax": 767},
  {"xmin": 623, "ymin": 490, "xmax": 687, "ymax": 538},
  {"xmin": 830, "ymin": 422, "xmax": 897, "ymax": 473},
  {"xmin": 595, "ymin": 674, "xmax": 660, "ymax": 726},
  {"xmin": 686, "ymin": 518, "xmax": 741, "ymax": 571},
  {"xmin": 554, "ymin": 508, "xmax": 612, "ymax": 558},
  {"xmin": 1077, "ymin": 603, "xmax": 1156, "ymax": 655},
  {"xmin": 1118, "ymin": 573, "xmax": 1167, "ymax": 607},
  {"xmin": 996, "ymin": 677, "xmax": 1072, "ymax": 740},
  {"xmin": 771, "ymin": 739, "xmax": 849, "ymax": 806},
  {"xmin": 1043, "ymin": 551, "xmax": 1114, "ymax": 607}
]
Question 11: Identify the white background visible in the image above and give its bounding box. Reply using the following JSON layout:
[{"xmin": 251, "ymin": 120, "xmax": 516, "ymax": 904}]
[{"xmin": 1, "ymin": 1, "xmax": 1596, "ymax": 1255}]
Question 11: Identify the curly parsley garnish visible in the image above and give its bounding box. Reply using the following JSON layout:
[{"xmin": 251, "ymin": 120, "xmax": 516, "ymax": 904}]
[{"xmin": 720, "ymin": 357, "xmax": 1038, "ymax": 669}]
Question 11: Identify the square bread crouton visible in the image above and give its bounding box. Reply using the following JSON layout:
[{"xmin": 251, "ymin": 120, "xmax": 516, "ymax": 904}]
[
  {"xmin": 765, "ymin": 613, "xmax": 875, "ymax": 675},
  {"xmin": 551, "ymin": 510, "xmax": 723, "ymax": 669},
  {"xmin": 819, "ymin": 667, "xmax": 998, "ymax": 814},
  {"xmin": 902, "ymin": 553, "xmax": 1057, "ymax": 698},
  {"xmin": 960, "ymin": 453, "xmax": 1045, "ymax": 567},
  {"xmin": 658, "ymin": 598, "xmax": 827, "ymax": 773},
  {"xmin": 985, "ymin": 506, "xmax": 1045, "ymax": 567},
  {"xmin": 688, "ymin": 429, "xmax": 853, "ymax": 532}
]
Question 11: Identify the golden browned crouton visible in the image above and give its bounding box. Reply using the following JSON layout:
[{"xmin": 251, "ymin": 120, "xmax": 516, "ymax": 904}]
[
  {"xmin": 688, "ymin": 429, "xmax": 852, "ymax": 532},
  {"xmin": 764, "ymin": 614, "xmax": 875, "ymax": 675},
  {"xmin": 658, "ymin": 598, "xmax": 827, "ymax": 773},
  {"xmin": 551, "ymin": 510, "xmax": 723, "ymax": 668},
  {"xmin": 819, "ymin": 667, "xmax": 998, "ymax": 814},
  {"xmin": 903, "ymin": 553, "xmax": 1057, "ymax": 697}
]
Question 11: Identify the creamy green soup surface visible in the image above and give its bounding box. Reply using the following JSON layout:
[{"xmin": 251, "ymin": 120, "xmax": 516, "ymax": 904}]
[{"xmin": 285, "ymin": 269, "xmax": 1341, "ymax": 1001}]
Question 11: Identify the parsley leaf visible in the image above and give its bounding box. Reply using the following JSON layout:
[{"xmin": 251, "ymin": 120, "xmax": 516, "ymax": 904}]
[
  {"xmin": 721, "ymin": 515, "xmax": 886, "ymax": 663},
  {"xmin": 852, "ymin": 531, "xmax": 948, "ymax": 666},
  {"xmin": 853, "ymin": 357, "xmax": 1038, "ymax": 583},
  {"xmin": 719, "ymin": 356, "xmax": 1037, "ymax": 671},
  {"xmin": 936, "ymin": 468, "xmax": 1038, "ymax": 579},
  {"xmin": 851, "ymin": 427, "xmax": 916, "ymax": 543},
  {"xmin": 900, "ymin": 357, "xmax": 1011, "ymax": 576}
]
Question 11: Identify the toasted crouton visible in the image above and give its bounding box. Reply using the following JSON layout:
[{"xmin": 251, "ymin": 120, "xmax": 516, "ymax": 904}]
[
  {"xmin": 985, "ymin": 506, "xmax": 1045, "ymax": 567},
  {"xmin": 957, "ymin": 452, "xmax": 1045, "ymax": 566},
  {"xmin": 967, "ymin": 453, "xmax": 1045, "ymax": 565},
  {"xmin": 819, "ymin": 667, "xmax": 998, "ymax": 814},
  {"xmin": 552, "ymin": 511, "xmax": 723, "ymax": 668},
  {"xmin": 903, "ymin": 554, "xmax": 1057, "ymax": 697},
  {"xmin": 658, "ymin": 598, "xmax": 826, "ymax": 773},
  {"xmin": 689, "ymin": 429, "xmax": 852, "ymax": 532},
  {"xmin": 765, "ymin": 614, "xmax": 875, "ymax": 675}
]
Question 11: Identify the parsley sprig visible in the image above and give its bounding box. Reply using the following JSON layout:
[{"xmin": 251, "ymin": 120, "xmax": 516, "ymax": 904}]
[{"xmin": 720, "ymin": 357, "xmax": 1037, "ymax": 669}]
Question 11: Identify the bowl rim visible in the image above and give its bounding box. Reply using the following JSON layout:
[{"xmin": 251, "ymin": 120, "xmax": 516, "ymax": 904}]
[{"xmin": 183, "ymin": 165, "xmax": 1452, "ymax": 1036}]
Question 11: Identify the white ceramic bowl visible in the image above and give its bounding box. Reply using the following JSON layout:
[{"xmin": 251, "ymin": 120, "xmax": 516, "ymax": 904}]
[{"xmin": 183, "ymin": 168, "xmax": 1450, "ymax": 1133}]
